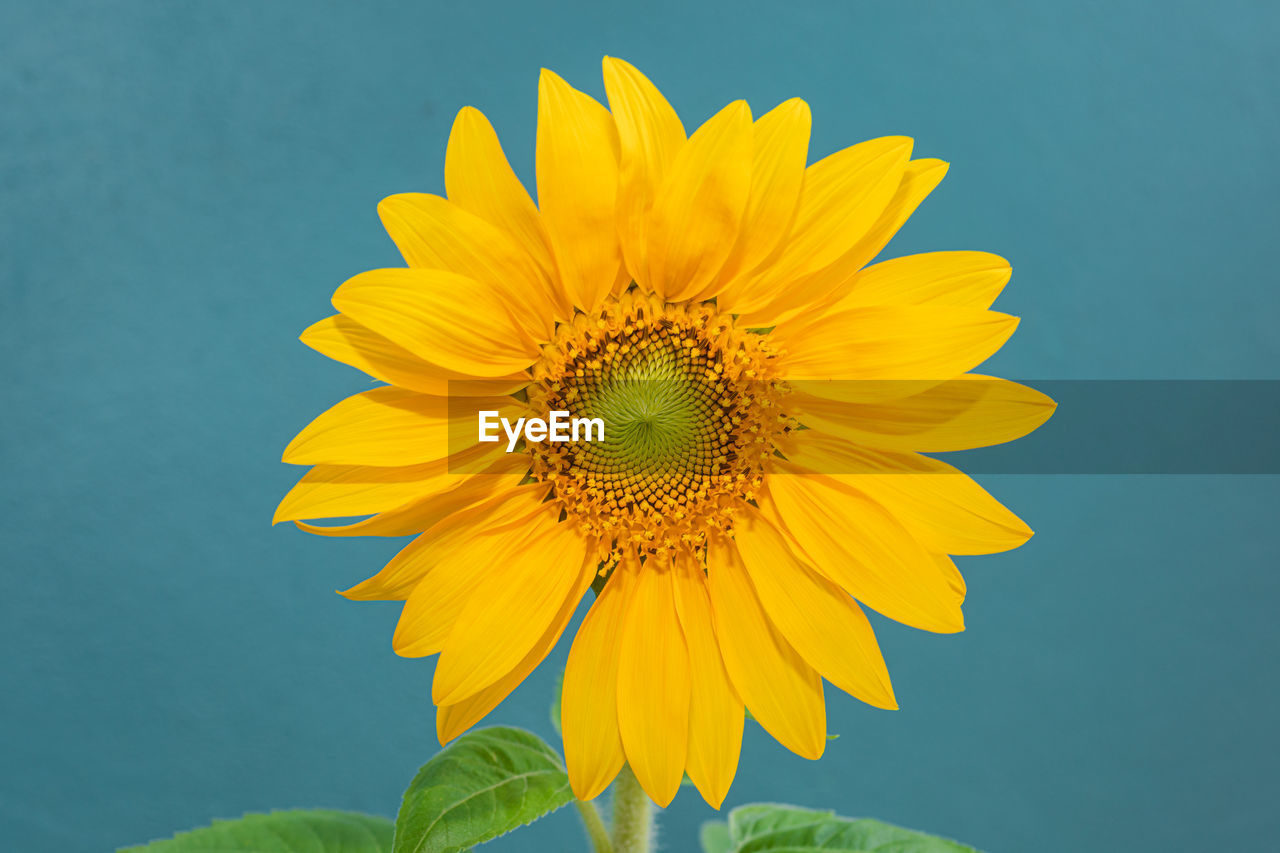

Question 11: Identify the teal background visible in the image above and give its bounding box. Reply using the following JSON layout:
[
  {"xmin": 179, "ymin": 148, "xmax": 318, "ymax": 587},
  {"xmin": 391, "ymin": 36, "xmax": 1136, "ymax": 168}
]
[{"xmin": 3, "ymin": 1, "xmax": 1277, "ymax": 851}]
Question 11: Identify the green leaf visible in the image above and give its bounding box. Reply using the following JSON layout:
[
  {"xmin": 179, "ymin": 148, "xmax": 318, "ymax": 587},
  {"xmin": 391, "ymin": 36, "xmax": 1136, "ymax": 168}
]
[
  {"xmin": 119, "ymin": 809, "xmax": 393, "ymax": 852},
  {"xmin": 392, "ymin": 726, "xmax": 574, "ymax": 853},
  {"xmin": 701, "ymin": 820, "xmax": 733, "ymax": 853},
  {"xmin": 726, "ymin": 804, "xmax": 980, "ymax": 852}
]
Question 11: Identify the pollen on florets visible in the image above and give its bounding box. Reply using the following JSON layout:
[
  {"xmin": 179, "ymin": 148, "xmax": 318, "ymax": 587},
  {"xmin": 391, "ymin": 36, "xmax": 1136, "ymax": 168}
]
[{"xmin": 527, "ymin": 290, "xmax": 795, "ymax": 561}]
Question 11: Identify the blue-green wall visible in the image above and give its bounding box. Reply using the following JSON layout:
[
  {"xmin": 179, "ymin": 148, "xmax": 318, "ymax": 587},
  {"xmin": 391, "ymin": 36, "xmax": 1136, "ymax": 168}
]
[{"xmin": 3, "ymin": 1, "xmax": 1277, "ymax": 850}]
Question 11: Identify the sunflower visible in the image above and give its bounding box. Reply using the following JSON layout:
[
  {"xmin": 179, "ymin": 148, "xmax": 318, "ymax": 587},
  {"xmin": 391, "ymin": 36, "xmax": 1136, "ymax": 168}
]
[{"xmin": 276, "ymin": 57, "xmax": 1055, "ymax": 809}]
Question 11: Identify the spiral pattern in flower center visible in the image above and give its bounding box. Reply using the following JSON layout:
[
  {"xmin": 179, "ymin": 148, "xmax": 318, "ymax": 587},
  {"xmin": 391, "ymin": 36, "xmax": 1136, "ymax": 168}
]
[{"xmin": 529, "ymin": 291, "xmax": 794, "ymax": 560}]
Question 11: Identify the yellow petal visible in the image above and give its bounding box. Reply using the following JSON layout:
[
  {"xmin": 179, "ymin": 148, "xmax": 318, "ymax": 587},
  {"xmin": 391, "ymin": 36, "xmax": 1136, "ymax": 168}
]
[
  {"xmin": 777, "ymin": 305, "xmax": 1018, "ymax": 390},
  {"xmin": 275, "ymin": 458, "xmax": 457, "ymax": 525},
  {"xmin": 731, "ymin": 158, "xmax": 948, "ymax": 324},
  {"xmin": 647, "ymin": 100, "xmax": 753, "ymax": 302},
  {"xmin": 432, "ymin": 511, "xmax": 591, "ymax": 704},
  {"xmin": 436, "ymin": 553, "xmax": 594, "ymax": 744},
  {"xmin": 536, "ymin": 69, "xmax": 623, "ymax": 312},
  {"xmin": 563, "ymin": 559, "xmax": 634, "ymax": 801},
  {"xmin": 713, "ymin": 98, "xmax": 811, "ymax": 296},
  {"xmin": 377, "ymin": 193, "xmax": 563, "ymax": 333},
  {"xmin": 283, "ymin": 387, "xmax": 516, "ymax": 467},
  {"xmin": 445, "ymin": 106, "xmax": 555, "ymax": 279},
  {"xmin": 781, "ymin": 431, "xmax": 1033, "ymax": 554},
  {"xmin": 766, "ymin": 471, "xmax": 963, "ymax": 633},
  {"xmin": 332, "ymin": 268, "xmax": 539, "ymax": 376},
  {"xmin": 342, "ymin": 483, "xmax": 550, "ymax": 603},
  {"xmin": 297, "ymin": 460, "xmax": 528, "ymax": 538},
  {"xmin": 934, "ymin": 552, "xmax": 967, "ymax": 599},
  {"xmin": 672, "ymin": 557, "xmax": 743, "ymax": 810},
  {"xmin": 300, "ymin": 315, "xmax": 492, "ymax": 397},
  {"xmin": 602, "ymin": 56, "xmax": 686, "ymax": 290},
  {"xmin": 734, "ymin": 510, "xmax": 896, "ymax": 709},
  {"xmin": 737, "ymin": 136, "xmax": 911, "ymax": 308},
  {"xmin": 616, "ymin": 555, "xmax": 690, "ymax": 807},
  {"xmin": 390, "ymin": 543, "xmax": 475, "ymax": 652},
  {"xmin": 782, "ymin": 136, "xmax": 914, "ymax": 273},
  {"xmin": 828, "ymin": 157, "xmax": 948, "ymax": 278},
  {"xmin": 706, "ymin": 535, "xmax": 826, "ymax": 760},
  {"xmin": 832, "ymin": 251, "xmax": 1011, "ymax": 310},
  {"xmin": 790, "ymin": 374, "xmax": 1057, "ymax": 452}
]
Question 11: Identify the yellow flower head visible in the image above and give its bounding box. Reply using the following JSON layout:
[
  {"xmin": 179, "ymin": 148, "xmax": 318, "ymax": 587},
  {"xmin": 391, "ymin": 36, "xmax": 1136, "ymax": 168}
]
[{"xmin": 277, "ymin": 58, "xmax": 1055, "ymax": 810}]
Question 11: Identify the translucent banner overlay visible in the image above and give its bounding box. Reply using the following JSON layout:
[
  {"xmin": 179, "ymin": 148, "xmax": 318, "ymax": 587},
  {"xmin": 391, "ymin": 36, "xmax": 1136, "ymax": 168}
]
[{"xmin": 446, "ymin": 380, "xmax": 1280, "ymax": 475}]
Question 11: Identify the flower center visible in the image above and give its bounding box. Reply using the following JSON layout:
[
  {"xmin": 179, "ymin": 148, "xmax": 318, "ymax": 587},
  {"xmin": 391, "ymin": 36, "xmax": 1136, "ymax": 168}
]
[{"xmin": 528, "ymin": 290, "xmax": 794, "ymax": 561}]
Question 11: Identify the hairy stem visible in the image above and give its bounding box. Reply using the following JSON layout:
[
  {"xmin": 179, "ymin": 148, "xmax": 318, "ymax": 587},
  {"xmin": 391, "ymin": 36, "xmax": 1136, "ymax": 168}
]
[
  {"xmin": 610, "ymin": 765, "xmax": 654, "ymax": 853},
  {"xmin": 575, "ymin": 798, "xmax": 615, "ymax": 853}
]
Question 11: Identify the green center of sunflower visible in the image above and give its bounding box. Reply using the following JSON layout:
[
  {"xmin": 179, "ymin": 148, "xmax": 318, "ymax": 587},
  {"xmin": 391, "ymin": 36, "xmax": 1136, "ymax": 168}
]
[{"xmin": 528, "ymin": 291, "xmax": 794, "ymax": 559}]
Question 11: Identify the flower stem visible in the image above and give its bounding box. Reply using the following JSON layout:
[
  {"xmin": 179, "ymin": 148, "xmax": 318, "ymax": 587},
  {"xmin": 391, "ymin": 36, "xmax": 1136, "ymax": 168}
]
[
  {"xmin": 610, "ymin": 765, "xmax": 654, "ymax": 853},
  {"xmin": 575, "ymin": 799, "xmax": 614, "ymax": 853}
]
